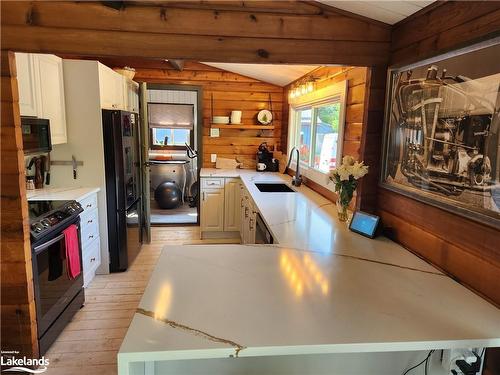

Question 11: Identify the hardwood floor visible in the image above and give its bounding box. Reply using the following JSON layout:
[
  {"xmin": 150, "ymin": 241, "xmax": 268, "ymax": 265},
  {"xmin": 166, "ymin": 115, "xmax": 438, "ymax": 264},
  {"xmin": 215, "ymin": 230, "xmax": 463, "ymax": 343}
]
[{"xmin": 44, "ymin": 226, "xmax": 240, "ymax": 375}]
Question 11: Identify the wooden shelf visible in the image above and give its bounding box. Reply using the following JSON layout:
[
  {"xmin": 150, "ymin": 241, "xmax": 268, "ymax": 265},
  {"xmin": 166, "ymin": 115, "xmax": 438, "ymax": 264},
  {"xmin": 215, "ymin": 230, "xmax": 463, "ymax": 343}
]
[{"xmin": 210, "ymin": 124, "xmax": 275, "ymax": 130}]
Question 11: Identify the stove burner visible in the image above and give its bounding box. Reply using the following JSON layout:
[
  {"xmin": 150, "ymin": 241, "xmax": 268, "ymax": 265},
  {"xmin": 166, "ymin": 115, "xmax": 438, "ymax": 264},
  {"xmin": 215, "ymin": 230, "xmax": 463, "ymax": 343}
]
[{"xmin": 29, "ymin": 200, "xmax": 83, "ymax": 241}]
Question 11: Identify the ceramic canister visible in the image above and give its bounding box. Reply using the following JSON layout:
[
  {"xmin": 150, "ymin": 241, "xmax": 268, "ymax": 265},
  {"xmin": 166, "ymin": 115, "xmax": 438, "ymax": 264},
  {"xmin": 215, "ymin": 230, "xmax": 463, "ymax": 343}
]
[{"xmin": 230, "ymin": 110, "xmax": 242, "ymax": 124}]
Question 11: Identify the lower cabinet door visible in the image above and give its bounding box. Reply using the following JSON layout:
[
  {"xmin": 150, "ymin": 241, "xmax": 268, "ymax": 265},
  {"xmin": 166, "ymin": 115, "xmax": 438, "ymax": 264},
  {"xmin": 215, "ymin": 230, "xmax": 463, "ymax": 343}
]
[
  {"xmin": 247, "ymin": 203, "xmax": 257, "ymax": 244},
  {"xmin": 201, "ymin": 188, "xmax": 225, "ymax": 232},
  {"xmin": 82, "ymin": 236, "xmax": 101, "ymax": 287},
  {"xmin": 224, "ymin": 178, "xmax": 241, "ymax": 232}
]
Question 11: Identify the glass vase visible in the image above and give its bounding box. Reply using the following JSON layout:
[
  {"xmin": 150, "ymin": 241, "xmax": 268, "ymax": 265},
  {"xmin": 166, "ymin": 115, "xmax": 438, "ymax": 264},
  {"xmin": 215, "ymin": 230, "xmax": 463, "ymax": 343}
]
[{"xmin": 336, "ymin": 198, "xmax": 349, "ymax": 222}]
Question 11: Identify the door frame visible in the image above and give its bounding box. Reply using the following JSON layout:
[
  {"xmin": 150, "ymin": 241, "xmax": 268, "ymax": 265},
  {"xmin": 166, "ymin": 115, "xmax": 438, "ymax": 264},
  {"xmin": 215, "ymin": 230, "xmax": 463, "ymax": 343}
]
[{"xmin": 145, "ymin": 83, "xmax": 203, "ymax": 225}]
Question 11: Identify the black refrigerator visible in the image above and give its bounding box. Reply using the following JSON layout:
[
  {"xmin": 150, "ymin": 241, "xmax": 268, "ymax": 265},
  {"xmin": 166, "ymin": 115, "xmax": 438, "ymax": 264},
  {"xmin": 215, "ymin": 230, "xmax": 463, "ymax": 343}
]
[{"xmin": 102, "ymin": 110, "xmax": 142, "ymax": 272}]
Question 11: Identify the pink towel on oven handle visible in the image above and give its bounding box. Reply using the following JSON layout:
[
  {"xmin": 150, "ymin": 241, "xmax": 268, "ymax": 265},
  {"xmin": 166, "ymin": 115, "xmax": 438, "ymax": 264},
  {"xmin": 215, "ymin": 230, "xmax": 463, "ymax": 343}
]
[{"xmin": 63, "ymin": 224, "xmax": 81, "ymax": 279}]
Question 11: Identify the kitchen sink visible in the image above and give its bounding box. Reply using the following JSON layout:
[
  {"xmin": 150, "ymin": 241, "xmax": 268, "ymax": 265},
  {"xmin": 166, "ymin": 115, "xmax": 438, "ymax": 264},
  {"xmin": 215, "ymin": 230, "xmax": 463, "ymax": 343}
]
[{"xmin": 254, "ymin": 183, "xmax": 295, "ymax": 193}]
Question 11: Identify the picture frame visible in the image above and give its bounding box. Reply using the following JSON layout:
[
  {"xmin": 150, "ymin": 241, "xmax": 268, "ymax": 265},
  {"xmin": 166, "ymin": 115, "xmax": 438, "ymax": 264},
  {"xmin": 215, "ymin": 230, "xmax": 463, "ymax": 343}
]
[{"xmin": 380, "ymin": 37, "xmax": 500, "ymax": 229}]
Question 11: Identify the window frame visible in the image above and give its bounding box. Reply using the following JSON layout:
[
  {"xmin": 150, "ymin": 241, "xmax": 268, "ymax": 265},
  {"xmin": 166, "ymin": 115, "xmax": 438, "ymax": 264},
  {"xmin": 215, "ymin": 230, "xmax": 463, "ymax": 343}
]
[
  {"xmin": 288, "ymin": 81, "xmax": 347, "ymax": 187},
  {"xmin": 149, "ymin": 127, "xmax": 193, "ymax": 151}
]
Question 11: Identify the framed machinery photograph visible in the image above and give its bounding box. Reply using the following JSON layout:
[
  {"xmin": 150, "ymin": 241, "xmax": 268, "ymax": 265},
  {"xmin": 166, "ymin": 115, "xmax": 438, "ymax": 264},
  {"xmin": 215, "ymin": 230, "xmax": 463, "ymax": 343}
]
[{"xmin": 381, "ymin": 38, "xmax": 500, "ymax": 229}]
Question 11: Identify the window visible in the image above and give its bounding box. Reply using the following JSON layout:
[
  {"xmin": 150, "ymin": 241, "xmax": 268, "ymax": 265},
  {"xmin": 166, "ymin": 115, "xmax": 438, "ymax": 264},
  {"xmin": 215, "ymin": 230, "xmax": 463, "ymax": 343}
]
[
  {"xmin": 288, "ymin": 82, "xmax": 346, "ymax": 181},
  {"xmin": 293, "ymin": 102, "xmax": 342, "ymax": 173},
  {"xmin": 151, "ymin": 128, "xmax": 190, "ymax": 147},
  {"xmin": 148, "ymin": 103, "xmax": 194, "ymax": 149}
]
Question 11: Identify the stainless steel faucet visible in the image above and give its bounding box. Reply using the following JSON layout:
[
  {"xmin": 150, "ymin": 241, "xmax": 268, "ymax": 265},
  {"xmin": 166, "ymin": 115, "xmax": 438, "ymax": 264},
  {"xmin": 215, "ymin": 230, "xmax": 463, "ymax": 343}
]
[{"xmin": 283, "ymin": 147, "xmax": 302, "ymax": 186}]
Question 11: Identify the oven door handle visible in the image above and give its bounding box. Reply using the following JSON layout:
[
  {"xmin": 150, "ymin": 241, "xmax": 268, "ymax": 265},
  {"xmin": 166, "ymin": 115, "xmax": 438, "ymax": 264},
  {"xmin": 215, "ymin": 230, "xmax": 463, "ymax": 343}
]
[{"xmin": 34, "ymin": 233, "xmax": 65, "ymax": 253}]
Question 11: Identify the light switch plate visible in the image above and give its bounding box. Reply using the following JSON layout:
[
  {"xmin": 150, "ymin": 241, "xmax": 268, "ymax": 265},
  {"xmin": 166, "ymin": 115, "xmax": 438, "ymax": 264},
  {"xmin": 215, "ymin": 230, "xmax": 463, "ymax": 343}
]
[
  {"xmin": 210, "ymin": 128, "xmax": 220, "ymax": 137},
  {"xmin": 211, "ymin": 154, "xmax": 217, "ymax": 163}
]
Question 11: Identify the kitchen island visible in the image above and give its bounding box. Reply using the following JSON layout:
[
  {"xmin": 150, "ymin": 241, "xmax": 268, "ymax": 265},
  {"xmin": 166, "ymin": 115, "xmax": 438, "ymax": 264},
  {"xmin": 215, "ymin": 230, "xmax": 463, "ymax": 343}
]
[{"xmin": 118, "ymin": 242, "xmax": 500, "ymax": 375}]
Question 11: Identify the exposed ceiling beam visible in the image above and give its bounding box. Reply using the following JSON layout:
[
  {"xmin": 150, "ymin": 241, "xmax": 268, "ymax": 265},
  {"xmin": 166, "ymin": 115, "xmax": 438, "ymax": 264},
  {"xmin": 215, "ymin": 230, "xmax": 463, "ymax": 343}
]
[{"xmin": 1, "ymin": 1, "xmax": 390, "ymax": 66}]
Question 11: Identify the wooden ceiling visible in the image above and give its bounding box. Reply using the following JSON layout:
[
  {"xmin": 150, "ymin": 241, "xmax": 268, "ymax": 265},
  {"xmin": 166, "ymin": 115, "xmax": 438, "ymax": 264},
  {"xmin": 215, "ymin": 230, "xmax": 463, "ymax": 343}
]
[
  {"xmin": 318, "ymin": 1, "xmax": 435, "ymax": 25},
  {"xmin": 201, "ymin": 63, "xmax": 320, "ymax": 86}
]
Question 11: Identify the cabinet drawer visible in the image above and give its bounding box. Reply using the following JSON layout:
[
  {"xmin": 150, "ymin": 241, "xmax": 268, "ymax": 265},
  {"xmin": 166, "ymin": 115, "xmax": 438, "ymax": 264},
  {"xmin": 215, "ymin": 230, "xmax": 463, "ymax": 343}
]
[
  {"xmin": 79, "ymin": 194, "xmax": 97, "ymax": 212},
  {"xmin": 81, "ymin": 210, "xmax": 99, "ymax": 247},
  {"xmin": 80, "ymin": 207, "xmax": 98, "ymax": 227},
  {"xmin": 201, "ymin": 178, "xmax": 224, "ymax": 189}
]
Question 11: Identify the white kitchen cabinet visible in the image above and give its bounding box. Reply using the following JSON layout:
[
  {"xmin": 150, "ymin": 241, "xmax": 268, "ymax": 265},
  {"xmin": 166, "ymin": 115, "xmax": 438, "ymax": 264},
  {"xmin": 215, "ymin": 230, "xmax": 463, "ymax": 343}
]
[
  {"xmin": 49, "ymin": 59, "xmax": 118, "ymax": 274},
  {"xmin": 124, "ymin": 77, "xmax": 139, "ymax": 113},
  {"xmin": 34, "ymin": 54, "xmax": 68, "ymax": 144},
  {"xmin": 99, "ymin": 64, "xmax": 125, "ymax": 110},
  {"xmin": 200, "ymin": 188, "xmax": 225, "ymax": 232},
  {"xmin": 78, "ymin": 192, "xmax": 101, "ymax": 287},
  {"xmin": 15, "ymin": 53, "xmax": 38, "ymax": 117},
  {"xmin": 15, "ymin": 53, "xmax": 67, "ymax": 144},
  {"xmin": 224, "ymin": 178, "xmax": 241, "ymax": 232}
]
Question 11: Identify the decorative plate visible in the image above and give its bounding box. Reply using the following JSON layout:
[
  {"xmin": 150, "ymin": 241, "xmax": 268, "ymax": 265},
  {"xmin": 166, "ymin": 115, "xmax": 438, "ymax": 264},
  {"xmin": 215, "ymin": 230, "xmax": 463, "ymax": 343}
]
[{"xmin": 257, "ymin": 110, "xmax": 273, "ymax": 125}]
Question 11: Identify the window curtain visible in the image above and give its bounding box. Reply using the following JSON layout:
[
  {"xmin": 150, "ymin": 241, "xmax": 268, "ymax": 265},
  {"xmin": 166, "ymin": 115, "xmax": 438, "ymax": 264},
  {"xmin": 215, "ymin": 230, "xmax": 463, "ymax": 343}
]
[{"xmin": 148, "ymin": 103, "xmax": 194, "ymax": 129}]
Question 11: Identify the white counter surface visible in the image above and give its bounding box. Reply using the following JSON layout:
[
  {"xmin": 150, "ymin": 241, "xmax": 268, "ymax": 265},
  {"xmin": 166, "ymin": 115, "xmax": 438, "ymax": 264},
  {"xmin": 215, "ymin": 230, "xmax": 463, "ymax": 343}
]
[
  {"xmin": 117, "ymin": 169, "xmax": 499, "ymax": 373},
  {"xmin": 118, "ymin": 244, "xmax": 500, "ymax": 369},
  {"xmin": 200, "ymin": 168, "xmax": 438, "ymax": 273},
  {"xmin": 26, "ymin": 186, "xmax": 100, "ymax": 201}
]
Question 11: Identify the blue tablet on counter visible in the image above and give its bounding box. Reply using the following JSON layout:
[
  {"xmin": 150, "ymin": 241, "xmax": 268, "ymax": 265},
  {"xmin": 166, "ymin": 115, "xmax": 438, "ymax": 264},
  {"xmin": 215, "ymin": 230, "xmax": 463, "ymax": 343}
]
[{"xmin": 349, "ymin": 211, "xmax": 380, "ymax": 239}]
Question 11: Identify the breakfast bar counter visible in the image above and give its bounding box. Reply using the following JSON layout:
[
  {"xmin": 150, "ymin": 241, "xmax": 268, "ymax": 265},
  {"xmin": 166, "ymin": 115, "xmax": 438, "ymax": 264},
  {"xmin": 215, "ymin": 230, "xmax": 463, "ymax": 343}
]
[{"xmin": 118, "ymin": 243, "xmax": 500, "ymax": 375}]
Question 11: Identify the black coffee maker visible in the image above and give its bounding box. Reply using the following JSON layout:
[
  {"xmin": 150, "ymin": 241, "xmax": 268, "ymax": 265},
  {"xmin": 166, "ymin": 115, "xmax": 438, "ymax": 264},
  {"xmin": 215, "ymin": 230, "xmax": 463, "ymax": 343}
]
[{"xmin": 256, "ymin": 142, "xmax": 279, "ymax": 172}]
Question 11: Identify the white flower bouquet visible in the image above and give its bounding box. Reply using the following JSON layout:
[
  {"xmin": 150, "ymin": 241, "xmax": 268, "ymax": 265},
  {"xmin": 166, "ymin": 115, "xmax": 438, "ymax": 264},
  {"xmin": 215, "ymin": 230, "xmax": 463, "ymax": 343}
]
[{"xmin": 329, "ymin": 155, "xmax": 369, "ymax": 221}]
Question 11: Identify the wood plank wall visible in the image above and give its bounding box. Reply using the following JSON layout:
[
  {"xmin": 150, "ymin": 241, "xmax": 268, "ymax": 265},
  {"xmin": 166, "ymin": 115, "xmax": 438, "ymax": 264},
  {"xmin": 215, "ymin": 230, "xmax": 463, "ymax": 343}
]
[
  {"xmin": 0, "ymin": 51, "xmax": 39, "ymax": 359},
  {"xmin": 379, "ymin": 2, "xmax": 500, "ymax": 308},
  {"xmin": 84, "ymin": 57, "xmax": 283, "ymax": 169},
  {"xmin": 282, "ymin": 66, "xmax": 384, "ymax": 211}
]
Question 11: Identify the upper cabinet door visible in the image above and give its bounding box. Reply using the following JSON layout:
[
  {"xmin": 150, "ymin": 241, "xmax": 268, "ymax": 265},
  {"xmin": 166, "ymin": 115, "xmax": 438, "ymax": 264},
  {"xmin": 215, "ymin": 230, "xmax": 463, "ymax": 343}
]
[
  {"xmin": 33, "ymin": 54, "xmax": 68, "ymax": 145},
  {"xmin": 99, "ymin": 64, "xmax": 125, "ymax": 110},
  {"xmin": 126, "ymin": 79, "xmax": 139, "ymax": 113},
  {"xmin": 122, "ymin": 77, "xmax": 139, "ymax": 113},
  {"xmin": 15, "ymin": 52, "xmax": 39, "ymax": 117}
]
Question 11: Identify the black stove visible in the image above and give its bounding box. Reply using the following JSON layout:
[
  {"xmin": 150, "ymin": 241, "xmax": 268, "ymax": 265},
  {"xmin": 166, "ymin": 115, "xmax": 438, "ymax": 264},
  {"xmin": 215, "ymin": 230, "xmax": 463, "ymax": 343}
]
[
  {"xmin": 28, "ymin": 200, "xmax": 83, "ymax": 241},
  {"xmin": 28, "ymin": 199, "xmax": 85, "ymax": 355}
]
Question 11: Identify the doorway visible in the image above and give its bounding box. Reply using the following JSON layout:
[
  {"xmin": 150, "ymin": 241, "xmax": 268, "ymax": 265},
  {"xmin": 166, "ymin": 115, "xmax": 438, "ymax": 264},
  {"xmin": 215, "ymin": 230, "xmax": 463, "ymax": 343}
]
[{"xmin": 143, "ymin": 84, "xmax": 203, "ymax": 225}]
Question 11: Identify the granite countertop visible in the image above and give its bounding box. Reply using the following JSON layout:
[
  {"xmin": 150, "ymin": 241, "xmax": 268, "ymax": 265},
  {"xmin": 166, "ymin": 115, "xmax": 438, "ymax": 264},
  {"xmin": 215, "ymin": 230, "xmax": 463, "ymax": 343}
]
[
  {"xmin": 118, "ymin": 244, "xmax": 500, "ymax": 366},
  {"xmin": 26, "ymin": 186, "xmax": 100, "ymax": 201}
]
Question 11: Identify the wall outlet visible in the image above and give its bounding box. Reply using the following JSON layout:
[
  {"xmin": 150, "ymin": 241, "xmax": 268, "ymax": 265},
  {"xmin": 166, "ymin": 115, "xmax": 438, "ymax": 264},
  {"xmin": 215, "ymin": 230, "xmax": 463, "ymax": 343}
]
[
  {"xmin": 442, "ymin": 348, "xmax": 483, "ymax": 375},
  {"xmin": 211, "ymin": 154, "xmax": 217, "ymax": 163},
  {"xmin": 210, "ymin": 128, "xmax": 220, "ymax": 137}
]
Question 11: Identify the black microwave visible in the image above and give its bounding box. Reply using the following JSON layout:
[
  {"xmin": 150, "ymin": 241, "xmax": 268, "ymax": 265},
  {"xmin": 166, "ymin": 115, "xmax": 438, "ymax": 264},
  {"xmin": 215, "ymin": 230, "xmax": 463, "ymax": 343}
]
[{"xmin": 22, "ymin": 117, "xmax": 52, "ymax": 154}]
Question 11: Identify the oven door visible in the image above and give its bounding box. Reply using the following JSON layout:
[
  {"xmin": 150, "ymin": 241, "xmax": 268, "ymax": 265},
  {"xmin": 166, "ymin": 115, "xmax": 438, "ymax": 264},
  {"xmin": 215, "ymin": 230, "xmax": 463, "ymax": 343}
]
[{"xmin": 31, "ymin": 218, "xmax": 84, "ymax": 337}]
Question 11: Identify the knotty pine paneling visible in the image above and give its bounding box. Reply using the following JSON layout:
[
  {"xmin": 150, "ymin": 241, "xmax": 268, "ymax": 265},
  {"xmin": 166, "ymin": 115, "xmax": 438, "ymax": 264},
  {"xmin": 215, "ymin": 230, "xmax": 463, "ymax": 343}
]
[
  {"xmin": 380, "ymin": 2, "xmax": 500, "ymax": 309},
  {"xmin": 0, "ymin": 50, "xmax": 39, "ymax": 359},
  {"xmin": 95, "ymin": 57, "xmax": 283, "ymax": 169}
]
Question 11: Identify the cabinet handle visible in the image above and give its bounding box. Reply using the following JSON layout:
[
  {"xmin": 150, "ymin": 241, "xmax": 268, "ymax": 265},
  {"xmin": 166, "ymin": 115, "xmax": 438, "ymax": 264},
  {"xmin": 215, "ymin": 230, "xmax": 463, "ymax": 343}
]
[
  {"xmin": 90, "ymin": 257, "xmax": 96, "ymax": 262},
  {"xmin": 88, "ymin": 235, "xmax": 94, "ymax": 239},
  {"xmin": 86, "ymin": 204, "xmax": 92, "ymax": 208},
  {"xmin": 202, "ymin": 192, "xmax": 206, "ymax": 201},
  {"xmin": 207, "ymin": 182, "xmax": 218, "ymax": 186},
  {"xmin": 87, "ymin": 219, "xmax": 93, "ymax": 224}
]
